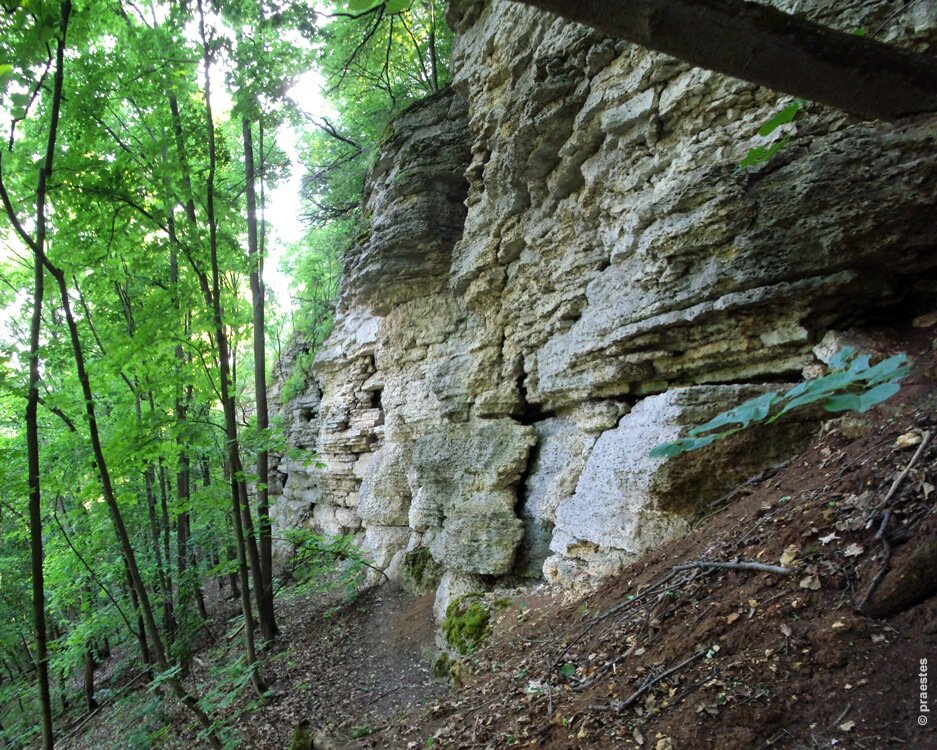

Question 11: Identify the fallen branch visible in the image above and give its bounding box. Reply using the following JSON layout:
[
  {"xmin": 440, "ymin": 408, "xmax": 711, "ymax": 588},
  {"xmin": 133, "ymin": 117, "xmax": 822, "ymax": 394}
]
[
  {"xmin": 880, "ymin": 430, "xmax": 931, "ymax": 508},
  {"xmin": 858, "ymin": 511, "xmax": 893, "ymax": 612},
  {"xmin": 60, "ymin": 670, "xmax": 149, "ymax": 741},
  {"xmin": 672, "ymin": 560, "xmax": 791, "ymax": 575},
  {"xmin": 589, "ymin": 648, "xmax": 708, "ymax": 711}
]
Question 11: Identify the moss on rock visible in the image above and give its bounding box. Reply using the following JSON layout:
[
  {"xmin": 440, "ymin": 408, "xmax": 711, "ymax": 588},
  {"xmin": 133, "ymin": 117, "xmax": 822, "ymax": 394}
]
[
  {"xmin": 441, "ymin": 594, "xmax": 491, "ymax": 655},
  {"xmin": 401, "ymin": 547, "xmax": 443, "ymax": 594}
]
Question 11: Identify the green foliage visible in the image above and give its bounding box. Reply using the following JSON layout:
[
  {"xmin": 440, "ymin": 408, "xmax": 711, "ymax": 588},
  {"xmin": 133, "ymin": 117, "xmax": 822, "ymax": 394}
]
[
  {"xmin": 442, "ymin": 595, "xmax": 491, "ymax": 655},
  {"xmin": 431, "ymin": 650, "xmax": 451, "ymax": 679},
  {"xmin": 288, "ymin": 723, "xmax": 313, "ymax": 750},
  {"xmin": 650, "ymin": 348, "xmax": 910, "ymax": 458},
  {"xmin": 739, "ymin": 99, "xmax": 803, "ymax": 168},
  {"xmin": 282, "ymin": 0, "xmax": 451, "ymax": 341},
  {"xmin": 281, "ymin": 528, "xmax": 368, "ymax": 604}
]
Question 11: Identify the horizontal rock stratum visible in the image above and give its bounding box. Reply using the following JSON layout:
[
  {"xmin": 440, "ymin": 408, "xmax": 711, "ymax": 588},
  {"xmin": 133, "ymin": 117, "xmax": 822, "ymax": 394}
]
[{"xmin": 269, "ymin": 0, "xmax": 937, "ymax": 615}]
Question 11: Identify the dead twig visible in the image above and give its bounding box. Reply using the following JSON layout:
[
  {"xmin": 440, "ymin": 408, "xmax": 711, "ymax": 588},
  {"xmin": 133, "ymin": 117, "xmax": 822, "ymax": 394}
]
[
  {"xmin": 60, "ymin": 670, "xmax": 149, "ymax": 741},
  {"xmin": 672, "ymin": 560, "xmax": 792, "ymax": 575},
  {"xmin": 830, "ymin": 702, "xmax": 853, "ymax": 729},
  {"xmin": 552, "ymin": 569, "xmax": 682, "ymax": 667},
  {"xmin": 858, "ymin": 511, "xmax": 893, "ymax": 611},
  {"xmin": 879, "ymin": 430, "xmax": 931, "ymax": 508},
  {"xmin": 589, "ymin": 648, "xmax": 708, "ymax": 711}
]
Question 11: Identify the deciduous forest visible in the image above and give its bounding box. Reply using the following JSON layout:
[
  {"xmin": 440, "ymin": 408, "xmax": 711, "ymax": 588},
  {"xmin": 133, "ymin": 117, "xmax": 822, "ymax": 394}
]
[{"xmin": 0, "ymin": 1, "xmax": 446, "ymax": 746}]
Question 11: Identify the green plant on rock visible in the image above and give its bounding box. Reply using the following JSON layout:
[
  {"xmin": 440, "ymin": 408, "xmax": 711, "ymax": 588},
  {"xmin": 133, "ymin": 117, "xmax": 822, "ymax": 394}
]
[
  {"xmin": 401, "ymin": 547, "xmax": 443, "ymax": 594},
  {"xmin": 739, "ymin": 98, "xmax": 803, "ymax": 168},
  {"xmin": 431, "ymin": 650, "xmax": 451, "ymax": 679},
  {"xmin": 442, "ymin": 595, "xmax": 491, "ymax": 655},
  {"xmin": 650, "ymin": 347, "xmax": 910, "ymax": 458}
]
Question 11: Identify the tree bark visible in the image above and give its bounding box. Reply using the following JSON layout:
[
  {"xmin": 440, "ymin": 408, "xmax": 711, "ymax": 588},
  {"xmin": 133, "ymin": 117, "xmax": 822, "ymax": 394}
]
[
  {"xmin": 1, "ymin": 5, "xmax": 76, "ymax": 747},
  {"xmin": 197, "ymin": 0, "xmax": 266, "ymax": 694},
  {"xmin": 511, "ymin": 0, "xmax": 937, "ymax": 120},
  {"xmin": 242, "ymin": 116, "xmax": 277, "ymax": 642}
]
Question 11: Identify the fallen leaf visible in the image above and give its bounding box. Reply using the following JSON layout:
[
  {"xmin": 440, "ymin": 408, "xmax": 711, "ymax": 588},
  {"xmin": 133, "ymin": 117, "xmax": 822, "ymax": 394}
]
[
  {"xmin": 831, "ymin": 621, "xmax": 846, "ymax": 630},
  {"xmin": 871, "ymin": 633, "xmax": 886, "ymax": 644},
  {"xmin": 922, "ymin": 481, "xmax": 934, "ymax": 500},
  {"xmin": 633, "ymin": 728, "xmax": 644, "ymax": 745},
  {"xmin": 726, "ymin": 612, "xmax": 740, "ymax": 625},
  {"xmin": 748, "ymin": 598, "xmax": 758, "ymax": 608},
  {"xmin": 656, "ymin": 737, "xmax": 674, "ymax": 750},
  {"xmin": 895, "ymin": 431, "xmax": 922, "ymax": 449},
  {"xmin": 799, "ymin": 574, "xmax": 821, "ymax": 591},
  {"xmin": 780, "ymin": 544, "xmax": 800, "ymax": 567},
  {"xmin": 843, "ymin": 543, "xmax": 864, "ymax": 558},
  {"xmin": 839, "ymin": 720, "xmax": 856, "ymax": 732},
  {"xmin": 819, "ymin": 532, "xmax": 839, "ymax": 545},
  {"xmin": 780, "ymin": 623, "xmax": 792, "ymax": 638}
]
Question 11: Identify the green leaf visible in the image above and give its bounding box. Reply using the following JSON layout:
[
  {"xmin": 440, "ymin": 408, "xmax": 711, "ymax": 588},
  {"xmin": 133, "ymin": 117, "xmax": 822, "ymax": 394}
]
[
  {"xmin": 739, "ymin": 135, "xmax": 791, "ymax": 168},
  {"xmin": 860, "ymin": 354, "xmax": 909, "ymax": 385},
  {"xmin": 757, "ymin": 100, "xmax": 802, "ymax": 137},
  {"xmin": 825, "ymin": 382, "xmax": 901, "ymax": 413},
  {"xmin": 0, "ymin": 64, "xmax": 12, "ymax": 79},
  {"xmin": 828, "ymin": 346, "xmax": 856, "ymax": 371},
  {"xmin": 560, "ymin": 663, "xmax": 577, "ymax": 678},
  {"xmin": 846, "ymin": 353, "xmax": 871, "ymax": 375},
  {"xmin": 347, "ymin": 0, "xmax": 384, "ymax": 11},
  {"xmin": 821, "ymin": 392, "xmax": 862, "ymax": 413},
  {"xmin": 650, "ymin": 433, "xmax": 722, "ymax": 458},
  {"xmin": 384, "ymin": 0, "xmax": 412, "ymax": 12},
  {"xmin": 688, "ymin": 392, "xmax": 777, "ymax": 436}
]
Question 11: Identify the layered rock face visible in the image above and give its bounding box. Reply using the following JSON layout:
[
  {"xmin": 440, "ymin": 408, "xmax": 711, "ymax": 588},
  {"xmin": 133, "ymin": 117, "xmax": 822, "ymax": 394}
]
[{"xmin": 271, "ymin": 0, "xmax": 937, "ymax": 601}]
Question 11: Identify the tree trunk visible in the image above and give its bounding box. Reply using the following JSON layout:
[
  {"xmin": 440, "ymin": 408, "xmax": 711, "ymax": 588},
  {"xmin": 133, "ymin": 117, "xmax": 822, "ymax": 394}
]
[
  {"xmin": 26, "ymin": 207, "xmax": 54, "ymax": 750},
  {"xmin": 242, "ymin": 116, "xmax": 277, "ymax": 641},
  {"xmin": 44, "ymin": 259, "xmax": 221, "ymax": 746},
  {"xmin": 0, "ymin": 5, "xmax": 77, "ymax": 747},
  {"xmin": 83, "ymin": 646, "xmax": 97, "ymax": 713},
  {"xmin": 511, "ymin": 0, "xmax": 937, "ymax": 120},
  {"xmin": 197, "ymin": 0, "xmax": 265, "ymax": 693}
]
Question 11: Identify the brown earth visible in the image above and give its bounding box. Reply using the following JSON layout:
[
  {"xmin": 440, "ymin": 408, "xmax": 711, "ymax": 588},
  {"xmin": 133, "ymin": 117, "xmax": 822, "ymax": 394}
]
[{"xmin": 63, "ymin": 330, "xmax": 937, "ymax": 750}]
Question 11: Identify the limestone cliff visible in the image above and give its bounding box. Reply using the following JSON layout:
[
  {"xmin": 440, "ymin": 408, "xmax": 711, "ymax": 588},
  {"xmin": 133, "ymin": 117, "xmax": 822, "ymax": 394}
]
[{"xmin": 271, "ymin": 0, "xmax": 937, "ymax": 611}]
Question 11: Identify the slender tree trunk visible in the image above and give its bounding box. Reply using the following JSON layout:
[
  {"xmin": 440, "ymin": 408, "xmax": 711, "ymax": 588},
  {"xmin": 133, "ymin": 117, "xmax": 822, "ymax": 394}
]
[
  {"xmin": 428, "ymin": 0, "xmax": 439, "ymax": 92},
  {"xmin": 197, "ymin": 0, "xmax": 265, "ymax": 693},
  {"xmin": 45, "ymin": 260, "xmax": 221, "ymax": 745},
  {"xmin": 511, "ymin": 0, "xmax": 937, "ymax": 120},
  {"xmin": 242, "ymin": 117, "xmax": 277, "ymax": 641},
  {"xmin": 83, "ymin": 646, "xmax": 97, "ymax": 712},
  {"xmin": 122, "ymin": 562, "xmax": 152, "ymax": 666},
  {"xmin": 0, "ymin": 6, "xmax": 78, "ymax": 747},
  {"xmin": 26, "ymin": 208, "xmax": 54, "ymax": 750}
]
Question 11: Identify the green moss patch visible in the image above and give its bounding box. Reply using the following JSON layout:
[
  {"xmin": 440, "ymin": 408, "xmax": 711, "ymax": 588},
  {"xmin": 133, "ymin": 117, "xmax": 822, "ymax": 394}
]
[
  {"xmin": 401, "ymin": 547, "xmax": 443, "ymax": 594},
  {"xmin": 442, "ymin": 595, "xmax": 491, "ymax": 655}
]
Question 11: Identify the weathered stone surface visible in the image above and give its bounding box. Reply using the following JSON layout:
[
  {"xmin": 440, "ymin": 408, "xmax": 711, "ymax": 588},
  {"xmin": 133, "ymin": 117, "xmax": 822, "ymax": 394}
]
[
  {"xmin": 514, "ymin": 401, "xmax": 626, "ymax": 577},
  {"xmin": 545, "ymin": 386, "xmax": 816, "ymax": 582},
  {"xmin": 271, "ymin": 0, "xmax": 937, "ymax": 593}
]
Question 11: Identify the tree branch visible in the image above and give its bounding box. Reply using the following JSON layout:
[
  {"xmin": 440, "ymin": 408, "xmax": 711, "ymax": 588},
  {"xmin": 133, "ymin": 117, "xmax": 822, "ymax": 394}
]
[{"xmin": 511, "ymin": 0, "xmax": 937, "ymax": 120}]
